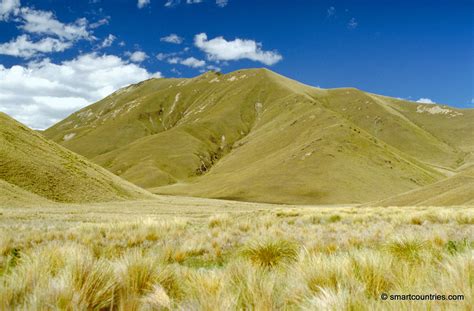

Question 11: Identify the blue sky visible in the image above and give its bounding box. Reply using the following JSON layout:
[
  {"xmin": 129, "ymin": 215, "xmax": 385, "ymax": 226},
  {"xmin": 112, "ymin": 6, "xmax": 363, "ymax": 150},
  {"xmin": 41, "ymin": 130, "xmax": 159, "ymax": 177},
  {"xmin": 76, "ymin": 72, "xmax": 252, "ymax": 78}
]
[{"xmin": 0, "ymin": 0, "xmax": 472, "ymax": 128}]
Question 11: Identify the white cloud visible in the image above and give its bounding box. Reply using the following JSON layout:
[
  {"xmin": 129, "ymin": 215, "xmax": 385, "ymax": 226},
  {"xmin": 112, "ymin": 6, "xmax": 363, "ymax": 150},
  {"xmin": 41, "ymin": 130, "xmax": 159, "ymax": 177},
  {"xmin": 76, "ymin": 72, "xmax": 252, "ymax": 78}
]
[
  {"xmin": 156, "ymin": 52, "xmax": 169, "ymax": 61},
  {"xmin": 156, "ymin": 48, "xmax": 189, "ymax": 61},
  {"xmin": 0, "ymin": 0, "xmax": 20, "ymax": 20},
  {"xmin": 160, "ymin": 33, "xmax": 183, "ymax": 44},
  {"xmin": 126, "ymin": 51, "xmax": 148, "ymax": 62},
  {"xmin": 0, "ymin": 53, "xmax": 161, "ymax": 129},
  {"xmin": 19, "ymin": 8, "xmax": 91, "ymax": 41},
  {"xmin": 186, "ymin": 0, "xmax": 203, "ymax": 3},
  {"xmin": 206, "ymin": 64, "xmax": 221, "ymax": 72},
  {"xmin": 0, "ymin": 34, "xmax": 71, "ymax": 58},
  {"xmin": 416, "ymin": 98, "xmax": 435, "ymax": 104},
  {"xmin": 167, "ymin": 57, "xmax": 180, "ymax": 64},
  {"xmin": 137, "ymin": 0, "xmax": 150, "ymax": 9},
  {"xmin": 180, "ymin": 57, "xmax": 205, "ymax": 68},
  {"xmin": 0, "ymin": 3, "xmax": 95, "ymax": 58},
  {"xmin": 90, "ymin": 17, "xmax": 109, "ymax": 29},
  {"xmin": 194, "ymin": 33, "xmax": 282, "ymax": 65},
  {"xmin": 100, "ymin": 34, "xmax": 116, "ymax": 48},
  {"xmin": 347, "ymin": 17, "xmax": 358, "ymax": 29},
  {"xmin": 216, "ymin": 0, "xmax": 228, "ymax": 7},
  {"xmin": 164, "ymin": 56, "xmax": 206, "ymax": 68}
]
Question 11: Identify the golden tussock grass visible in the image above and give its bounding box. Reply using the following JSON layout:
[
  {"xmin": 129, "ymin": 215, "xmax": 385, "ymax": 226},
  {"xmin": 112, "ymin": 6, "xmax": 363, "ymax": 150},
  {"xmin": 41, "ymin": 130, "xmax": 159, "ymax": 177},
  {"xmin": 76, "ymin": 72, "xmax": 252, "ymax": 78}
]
[{"xmin": 0, "ymin": 200, "xmax": 472, "ymax": 310}]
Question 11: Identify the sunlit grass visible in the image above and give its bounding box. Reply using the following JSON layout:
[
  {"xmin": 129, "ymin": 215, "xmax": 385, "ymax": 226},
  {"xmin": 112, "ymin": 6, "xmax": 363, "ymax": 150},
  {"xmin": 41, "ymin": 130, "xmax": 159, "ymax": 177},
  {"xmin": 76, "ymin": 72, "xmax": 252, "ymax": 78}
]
[{"xmin": 0, "ymin": 202, "xmax": 472, "ymax": 310}]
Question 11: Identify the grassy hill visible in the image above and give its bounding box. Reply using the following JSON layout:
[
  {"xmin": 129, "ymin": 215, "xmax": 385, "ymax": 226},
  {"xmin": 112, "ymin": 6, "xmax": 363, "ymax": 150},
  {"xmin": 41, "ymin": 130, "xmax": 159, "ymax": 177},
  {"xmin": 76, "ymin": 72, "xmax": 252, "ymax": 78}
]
[
  {"xmin": 0, "ymin": 113, "xmax": 153, "ymax": 205},
  {"xmin": 0, "ymin": 179, "xmax": 51, "ymax": 207},
  {"xmin": 44, "ymin": 68, "xmax": 474, "ymax": 204}
]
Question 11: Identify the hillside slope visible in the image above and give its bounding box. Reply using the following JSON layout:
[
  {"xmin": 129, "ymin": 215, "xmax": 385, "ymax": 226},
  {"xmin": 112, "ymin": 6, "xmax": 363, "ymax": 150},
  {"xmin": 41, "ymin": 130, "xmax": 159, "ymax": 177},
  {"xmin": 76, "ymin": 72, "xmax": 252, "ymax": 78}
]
[
  {"xmin": 0, "ymin": 113, "xmax": 152, "ymax": 204},
  {"xmin": 44, "ymin": 69, "xmax": 474, "ymax": 204},
  {"xmin": 0, "ymin": 179, "xmax": 51, "ymax": 207},
  {"xmin": 371, "ymin": 166, "xmax": 474, "ymax": 206}
]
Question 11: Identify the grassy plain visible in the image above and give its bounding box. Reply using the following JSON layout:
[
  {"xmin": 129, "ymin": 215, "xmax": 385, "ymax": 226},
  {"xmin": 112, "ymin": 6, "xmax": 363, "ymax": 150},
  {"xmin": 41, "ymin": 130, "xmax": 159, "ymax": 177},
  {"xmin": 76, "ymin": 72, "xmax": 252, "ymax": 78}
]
[{"xmin": 0, "ymin": 197, "xmax": 472, "ymax": 310}]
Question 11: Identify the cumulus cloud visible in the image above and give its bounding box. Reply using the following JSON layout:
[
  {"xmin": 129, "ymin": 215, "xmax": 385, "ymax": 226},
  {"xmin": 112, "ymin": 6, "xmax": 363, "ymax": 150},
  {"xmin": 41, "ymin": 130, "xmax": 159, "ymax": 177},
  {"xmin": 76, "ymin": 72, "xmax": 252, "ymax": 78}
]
[
  {"xmin": 160, "ymin": 33, "xmax": 183, "ymax": 44},
  {"xmin": 0, "ymin": 3, "xmax": 96, "ymax": 58},
  {"xmin": 137, "ymin": 0, "xmax": 150, "ymax": 9},
  {"xmin": 0, "ymin": 34, "xmax": 72, "ymax": 58},
  {"xmin": 19, "ymin": 8, "xmax": 91, "ymax": 41},
  {"xmin": 0, "ymin": 0, "xmax": 20, "ymax": 20},
  {"xmin": 194, "ymin": 33, "xmax": 282, "ymax": 65},
  {"xmin": 100, "ymin": 34, "xmax": 116, "ymax": 48},
  {"xmin": 180, "ymin": 57, "xmax": 205, "ymax": 68},
  {"xmin": 126, "ymin": 51, "xmax": 148, "ymax": 62},
  {"xmin": 216, "ymin": 0, "xmax": 228, "ymax": 7},
  {"xmin": 416, "ymin": 98, "xmax": 435, "ymax": 104},
  {"xmin": 0, "ymin": 53, "xmax": 161, "ymax": 129}
]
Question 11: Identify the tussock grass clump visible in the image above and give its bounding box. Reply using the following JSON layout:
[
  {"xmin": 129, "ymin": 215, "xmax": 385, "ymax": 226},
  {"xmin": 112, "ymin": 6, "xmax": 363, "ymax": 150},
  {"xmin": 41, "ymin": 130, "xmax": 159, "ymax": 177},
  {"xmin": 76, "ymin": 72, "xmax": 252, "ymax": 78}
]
[
  {"xmin": 115, "ymin": 251, "xmax": 181, "ymax": 309},
  {"xmin": 328, "ymin": 214, "xmax": 342, "ymax": 223},
  {"xmin": 73, "ymin": 259, "xmax": 118, "ymax": 310},
  {"xmin": 241, "ymin": 239, "xmax": 299, "ymax": 268},
  {"xmin": 410, "ymin": 216, "xmax": 423, "ymax": 225},
  {"xmin": 116, "ymin": 251, "xmax": 159, "ymax": 296},
  {"xmin": 227, "ymin": 260, "xmax": 283, "ymax": 310},
  {"xmin": 181, "ymin": 270, "xmax": 232, "ymax": 310},
  {"xmin": 295, "ymin": 254, "xmax": 350, "ymax": 294},
  {"xmin": 445, "ymin": 239, "xmax": 469, "ymax": 255},
  {"xmin": 351, "ymin": 252, "xmax": 394, "ymax": 297},
  {"xmin": 387, "ymin": 238, "xmax": 427, "ymax": 262},
  {"xmin": 208, "ymin": 214, "xmax": 230, "ymax": 228}
]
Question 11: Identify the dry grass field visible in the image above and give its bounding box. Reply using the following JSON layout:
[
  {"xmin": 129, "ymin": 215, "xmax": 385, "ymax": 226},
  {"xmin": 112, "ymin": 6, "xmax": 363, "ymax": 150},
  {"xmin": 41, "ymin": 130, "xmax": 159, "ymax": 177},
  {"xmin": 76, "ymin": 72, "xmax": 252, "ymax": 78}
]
[{"xmin": 0, "ymin": 197, "xmax": 472, "ymax": 310}]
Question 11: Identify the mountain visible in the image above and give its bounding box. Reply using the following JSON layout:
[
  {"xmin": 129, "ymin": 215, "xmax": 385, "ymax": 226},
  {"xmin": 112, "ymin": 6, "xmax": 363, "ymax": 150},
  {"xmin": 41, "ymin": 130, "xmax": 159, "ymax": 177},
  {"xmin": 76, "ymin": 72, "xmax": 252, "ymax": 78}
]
[
  {"xmin": 0, "ymin": 113, "xmax": 152, "ymax": 205},
  {"xmin": 44, "ymin": 69, "xmax": 474, "ymax": 204}
]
